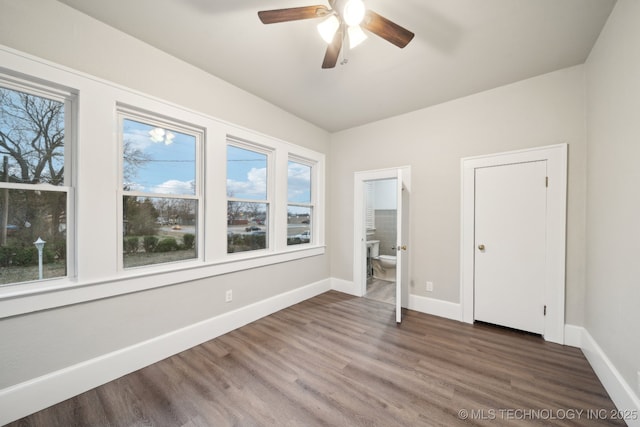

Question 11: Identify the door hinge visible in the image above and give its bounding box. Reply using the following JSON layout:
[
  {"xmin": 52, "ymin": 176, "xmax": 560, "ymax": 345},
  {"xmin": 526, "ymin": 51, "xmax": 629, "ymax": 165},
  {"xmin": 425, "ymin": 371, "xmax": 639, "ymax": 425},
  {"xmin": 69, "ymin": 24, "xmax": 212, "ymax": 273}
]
[
  {"xmin": 545, "ymin": 176, "xmax": 549, "ymax": 187},
  {"xmin": 544, "ymin": 305, "xmax": 547, "ymax": 316}
]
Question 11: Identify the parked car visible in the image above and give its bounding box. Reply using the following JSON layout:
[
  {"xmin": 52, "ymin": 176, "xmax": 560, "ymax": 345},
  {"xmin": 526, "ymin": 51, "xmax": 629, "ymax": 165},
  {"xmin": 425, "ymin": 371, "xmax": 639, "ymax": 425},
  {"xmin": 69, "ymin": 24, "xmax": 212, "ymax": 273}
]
[
  {"xmin": 292, "ymin": 230, "xmax": 311, "ymax": 243},
  {"xmin": 245, "ymin": 225, "xmax": 261, "ymax": 232}
]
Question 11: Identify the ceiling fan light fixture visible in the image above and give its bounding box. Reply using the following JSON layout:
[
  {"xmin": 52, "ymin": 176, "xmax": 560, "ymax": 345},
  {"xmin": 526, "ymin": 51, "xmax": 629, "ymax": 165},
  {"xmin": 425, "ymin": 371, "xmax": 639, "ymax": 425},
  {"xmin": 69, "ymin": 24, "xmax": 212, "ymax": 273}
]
[
  {"xmin": 348, "ymin": 25, "xmax": 367, "ymax": 49},
  {"xmin": 317, "ymin": 15, "xmax": 340, "ymax": 44},
  {"xmin": 343, "ymin": 0, "xmax": 365, "ymax": 26}
]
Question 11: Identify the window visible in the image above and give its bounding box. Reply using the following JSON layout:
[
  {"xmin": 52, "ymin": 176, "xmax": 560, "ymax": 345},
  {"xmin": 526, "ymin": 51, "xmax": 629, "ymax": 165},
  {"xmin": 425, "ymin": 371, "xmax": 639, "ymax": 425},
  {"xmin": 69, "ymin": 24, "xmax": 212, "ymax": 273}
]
[
  {"xmin": 0, "ymin": 49, "xmax": 326, "ymax": 314},
  {"xmin": 119, "ymin": 111, "xmax": 200, "ymax": 268},
  {"xmin": 226, "ymin": 143, "xmax": 269, "ymax": 253},
  {"xmin": 287, "ymin": 159, "xmax": 313, "ymax": 245},
  {"xmin": 0, "ymin": 79, "xmax": 72, "ymax": 285}
]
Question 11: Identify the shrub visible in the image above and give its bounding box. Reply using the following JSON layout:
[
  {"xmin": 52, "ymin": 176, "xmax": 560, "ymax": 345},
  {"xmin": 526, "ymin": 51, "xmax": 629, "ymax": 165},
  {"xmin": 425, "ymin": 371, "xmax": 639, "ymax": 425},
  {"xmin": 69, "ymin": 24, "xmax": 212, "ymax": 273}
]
[
  {"xmin": 0, "ymin": 246, "xmax": 13, "ymax": 267},
  {"xmin": 142, "ymin": 236, "xmax": 158, "ymax": 253},
  {"xmin": 42, "ymin": 247, "xmax": 55, "ymax": 264},
  {"xmin": 13, "ymin": 247, "xmax": 38, "ymax": 266},
  {"xmin": 124, "ymin": 236, "xmax": 139, "ymax": 254},
  {"xmin": 182, "ymin": 233, "xmax": 195, "ymax": 250},
  {"xmin": 155, "ymin": 237, "xmax": 178, "ymax": 252}
]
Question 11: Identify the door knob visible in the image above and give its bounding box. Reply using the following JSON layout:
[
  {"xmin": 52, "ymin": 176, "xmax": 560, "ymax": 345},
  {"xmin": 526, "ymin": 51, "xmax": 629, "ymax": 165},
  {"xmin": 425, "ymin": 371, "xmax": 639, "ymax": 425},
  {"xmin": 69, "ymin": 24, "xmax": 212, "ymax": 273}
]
[
  {"xmin": 478, "ymin": 244, "xmax": 485, "ymax": 251},
  {"xmin": 397, "ymin": 245, "xmax": 407, "ymax": 251}
]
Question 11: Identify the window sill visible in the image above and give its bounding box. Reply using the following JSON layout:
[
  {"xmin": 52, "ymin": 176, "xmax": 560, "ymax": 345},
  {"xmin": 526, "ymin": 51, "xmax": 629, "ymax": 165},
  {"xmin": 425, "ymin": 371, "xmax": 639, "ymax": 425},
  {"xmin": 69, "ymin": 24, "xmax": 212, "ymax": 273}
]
[{"xmin": 0, "ymin": 245, "xmax": 325, "ymax": 319}]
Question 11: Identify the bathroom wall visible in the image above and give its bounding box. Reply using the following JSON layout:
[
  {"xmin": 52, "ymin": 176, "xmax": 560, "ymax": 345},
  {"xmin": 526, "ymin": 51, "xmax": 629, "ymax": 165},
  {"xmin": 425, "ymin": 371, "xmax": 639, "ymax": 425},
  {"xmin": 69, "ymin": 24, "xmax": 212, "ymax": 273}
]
[
  {"xmin": 371, "ymin": 179, "xmax": 397, "ymax": 257},
  {"xmin": 373, "ymin": 210, "xmax": 397, "ymax": 256}
]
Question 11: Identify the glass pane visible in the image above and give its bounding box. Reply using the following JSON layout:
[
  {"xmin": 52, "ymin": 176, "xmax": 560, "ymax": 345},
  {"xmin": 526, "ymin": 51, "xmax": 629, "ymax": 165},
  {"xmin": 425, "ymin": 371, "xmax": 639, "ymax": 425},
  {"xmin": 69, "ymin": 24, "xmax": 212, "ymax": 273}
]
[
  {"xmin": 122, "ymin": 118, "xmax": 196, "ymax": 195},
  {"xmin": 287, "ymin": 205, "xmax": 311, "ymax": 245},
  {"xmin": 0, "ymin": 86, "xmax": 65, "ymax": 185},
  {"xmin": 288, "ymin": 161, "xmax": 311, "ymax": 203},
  {"xmin": 227, "ymin": 201, "xmax": 268, "ymax": 253},
  {"xmin": 0, "ymin": 188, "xmax": 67, "ymax": 284},
  {"xmin": 123, "ymin": 196, "xmax": 197, "ymax": 268},
  {"xmin": 227, "ymin": 145, "xmax": 267, "ymax": 200}
]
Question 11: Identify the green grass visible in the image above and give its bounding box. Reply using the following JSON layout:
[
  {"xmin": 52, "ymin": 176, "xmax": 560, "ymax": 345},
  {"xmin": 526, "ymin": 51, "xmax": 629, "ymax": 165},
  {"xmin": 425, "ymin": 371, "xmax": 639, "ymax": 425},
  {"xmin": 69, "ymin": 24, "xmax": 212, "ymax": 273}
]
[
  {"xmin": 0, "ymin": 262, "xmax": 66, "ymax": 285},
  {"xmin": 123, "ymin": 249, "xmax": 197, "ymax": 268},
  {"xmin": 0, "ymin": 249, "xmax": 197, "ymax": 285}
]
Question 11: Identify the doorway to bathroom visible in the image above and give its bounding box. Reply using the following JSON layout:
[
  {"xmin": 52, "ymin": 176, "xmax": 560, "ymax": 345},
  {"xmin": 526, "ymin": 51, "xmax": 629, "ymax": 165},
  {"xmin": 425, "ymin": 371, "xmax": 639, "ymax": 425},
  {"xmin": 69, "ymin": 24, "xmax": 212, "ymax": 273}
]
[{"xmin": 353, "ymin": 167, "xmax": 410, "ymax": 323}]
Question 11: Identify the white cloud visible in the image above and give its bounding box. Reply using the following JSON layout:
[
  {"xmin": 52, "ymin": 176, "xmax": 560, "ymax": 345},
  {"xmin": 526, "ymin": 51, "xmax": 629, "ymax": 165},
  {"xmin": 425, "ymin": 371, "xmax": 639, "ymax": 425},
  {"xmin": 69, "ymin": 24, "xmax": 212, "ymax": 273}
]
[
  {"xmin": 227, "ymin": 167, "xmax": 267, "ymax": 198},
  {"xmin": 149, "ymin": 127, "xmax": 175, "ymax": 145},
  {"xmin": 123, "ymin": 128, "xmax": 154, "ymax": 151},
  {"xmin": 152, "ymin": 179, "xmax": 195, "ymax": 195},
  {"xmin": 287, "ymin": 163, "xmax": 311, "ymax": 201}
]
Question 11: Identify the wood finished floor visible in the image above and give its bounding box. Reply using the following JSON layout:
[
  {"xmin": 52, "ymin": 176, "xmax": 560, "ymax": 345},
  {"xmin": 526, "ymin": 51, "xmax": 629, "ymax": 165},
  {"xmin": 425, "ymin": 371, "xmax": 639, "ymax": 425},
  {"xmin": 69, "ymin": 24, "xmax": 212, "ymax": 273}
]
[
  {"xmin": 9, "ymin": 291, "xmax": 624, "ymax": 427},
  {"xmin": 365, "ymin": 277, "xmax": 395, "ymax": 305}
]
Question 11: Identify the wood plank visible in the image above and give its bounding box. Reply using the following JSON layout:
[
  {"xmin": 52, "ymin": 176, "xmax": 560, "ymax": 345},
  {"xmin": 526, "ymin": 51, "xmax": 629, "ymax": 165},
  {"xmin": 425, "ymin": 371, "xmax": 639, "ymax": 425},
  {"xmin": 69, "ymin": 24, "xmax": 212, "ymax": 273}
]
[{"xmin": 7, "ymin": 291, "xmax": 625, "ymax": 426}]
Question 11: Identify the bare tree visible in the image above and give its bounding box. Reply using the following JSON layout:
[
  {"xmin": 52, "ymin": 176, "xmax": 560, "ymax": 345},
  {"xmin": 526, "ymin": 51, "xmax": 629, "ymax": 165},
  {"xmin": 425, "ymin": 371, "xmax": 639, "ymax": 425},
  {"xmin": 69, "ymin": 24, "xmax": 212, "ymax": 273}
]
[
  {"xmin": 0, "ymin": 88, "xmax": 64, "ymax": 185},
  {"xmin": 1, "ymin": 88, "xmax": 65, "ymax": 247},
  {"xmin": 122, "ymin": 139, "xmax": 151, "ymax": 188},
  {"xmin": 227, "ymin": 201, "xmax": 247, "ymax": 225},
  {"xmin": 0, "ymin": 87, "xmax": 150, "ymax": 248}
]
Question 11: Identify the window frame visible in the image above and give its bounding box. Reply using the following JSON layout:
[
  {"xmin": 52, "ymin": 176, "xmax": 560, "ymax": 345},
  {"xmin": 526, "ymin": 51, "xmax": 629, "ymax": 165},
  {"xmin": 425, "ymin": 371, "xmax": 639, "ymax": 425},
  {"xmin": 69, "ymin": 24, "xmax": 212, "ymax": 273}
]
[
  {"xmin": 116, "ymin": 105, "xmax": 204, "ymax": 271},
  {"xmin": 287, "ymin": 156, "xmax": 316, "ymax": 246},
  {"xmin": 225, "ymin": 137, "xmax": 274, "ymax": 255},
  {"xmin": 0, "ymin": 48, "xmax": 325, "ymax": 318},
  {"xmin": 0, "ymin": 74, "xmax": 76, "ymax": 286}
]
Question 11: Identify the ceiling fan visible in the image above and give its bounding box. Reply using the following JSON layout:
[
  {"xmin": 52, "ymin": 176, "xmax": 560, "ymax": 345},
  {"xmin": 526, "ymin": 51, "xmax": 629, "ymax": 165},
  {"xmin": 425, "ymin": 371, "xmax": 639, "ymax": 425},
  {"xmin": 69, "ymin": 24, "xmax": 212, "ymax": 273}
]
[{"xmin": 258, "ymin": 0, "xmax": 415, "ymax": 69}]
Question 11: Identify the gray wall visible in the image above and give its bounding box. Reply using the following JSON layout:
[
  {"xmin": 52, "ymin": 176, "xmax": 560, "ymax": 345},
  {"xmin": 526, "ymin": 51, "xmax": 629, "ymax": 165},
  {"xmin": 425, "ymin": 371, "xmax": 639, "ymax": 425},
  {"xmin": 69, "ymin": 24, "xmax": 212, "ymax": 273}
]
[
  {"xmin": 0, "ymin": 0, "xmax": 330, "ymax": 388},
  {"xmin": 585, "ymin": 0, "xmax": 640, "ymax": 399},
  {"xmin": 1, "ymin": 0, "xmax": 638, "ymax": 410},
  {"xmin": 329, "ymin": 66, "xmax": 588, "ymax": 325}
]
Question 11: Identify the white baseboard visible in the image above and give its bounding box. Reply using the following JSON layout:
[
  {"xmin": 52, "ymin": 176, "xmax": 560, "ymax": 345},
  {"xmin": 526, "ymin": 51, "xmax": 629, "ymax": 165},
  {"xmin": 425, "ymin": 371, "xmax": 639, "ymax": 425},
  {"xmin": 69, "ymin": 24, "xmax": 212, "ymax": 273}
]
[
  {"xmin": 0, "ymin": 278, "xmax": 331, "ymax": 426},
  {"xmin": 329, "ymin": 278, "xmax": 464, "ymax": 324},
  {"xmin": 564, "ymin": 326, "xmax": 640, "ymax": 426},
  {"xmin": 329, "ymin": 279, "xmax": 463, "ymax": 321},
  {"xmin": 330, "ymin": 277, "xmax": 361, "ymax": 296},
  {"xmin": 408, "ymin": 294, "xmax": 462, "ymax": 321},
  {"xmin": 563, "ymin": 324, "xmax": 583, "ymax": 348}
]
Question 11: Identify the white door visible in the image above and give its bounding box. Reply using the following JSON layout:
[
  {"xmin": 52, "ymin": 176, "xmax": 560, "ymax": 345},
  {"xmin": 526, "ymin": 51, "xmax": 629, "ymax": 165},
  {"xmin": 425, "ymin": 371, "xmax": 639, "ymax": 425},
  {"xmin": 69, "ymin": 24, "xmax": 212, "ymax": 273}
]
[
  {"xmin": 395, "ymin": 170, "xmax": 406, "ymax": 323},
  {"xmin": 474, "ymin": 161, "xmax": 547, "ymax": 334}
]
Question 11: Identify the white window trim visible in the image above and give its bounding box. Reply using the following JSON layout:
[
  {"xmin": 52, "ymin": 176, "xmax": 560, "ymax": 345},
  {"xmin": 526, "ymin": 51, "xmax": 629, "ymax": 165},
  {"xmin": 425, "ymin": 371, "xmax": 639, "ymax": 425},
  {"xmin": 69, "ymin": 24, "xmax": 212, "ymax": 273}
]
[
  {"xmin": 0, "ymin": 46, "xmax": 325, "ymax": 319},
  {"xmin": 116, "ymin": 106, "xmax": 204, "ymax": 271},
  {"xmin": 226, "ymin": 137, "xmax": 273, "ymax": 255},
  {"xmin": 0, "ymin": 73, "xmax": 77, "ymax": 285},
  {"xmin": 287, "ymin": 156, "xmax": 316, "ymax": 246}
]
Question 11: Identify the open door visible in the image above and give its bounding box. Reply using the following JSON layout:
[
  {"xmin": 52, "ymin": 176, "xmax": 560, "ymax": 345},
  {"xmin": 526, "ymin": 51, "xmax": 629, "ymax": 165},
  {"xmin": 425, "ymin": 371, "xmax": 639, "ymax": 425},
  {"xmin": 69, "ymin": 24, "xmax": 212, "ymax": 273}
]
[
  {"xmin": 395, "ymin": 170, "xmax": 404, "ymax": 323},
  {"xmin": 354, "ymin": 167, "xmax": 411, "ymax": 323},
  {"xmin": 395, "ymin": 169, "xmax": 409, "ymax": 323}
]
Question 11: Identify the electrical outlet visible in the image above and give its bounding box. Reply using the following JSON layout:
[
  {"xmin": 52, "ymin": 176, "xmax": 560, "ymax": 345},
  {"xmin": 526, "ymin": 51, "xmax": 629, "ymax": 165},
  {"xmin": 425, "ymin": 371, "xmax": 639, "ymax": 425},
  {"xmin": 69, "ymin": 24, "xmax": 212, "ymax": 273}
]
[
  {"xmin": 426, "ymin": 281, "xmax": 434, "ymax": 292},
  {"xmin": 225, "ymin": 289, "xmax": 233, "ymax": 303}
]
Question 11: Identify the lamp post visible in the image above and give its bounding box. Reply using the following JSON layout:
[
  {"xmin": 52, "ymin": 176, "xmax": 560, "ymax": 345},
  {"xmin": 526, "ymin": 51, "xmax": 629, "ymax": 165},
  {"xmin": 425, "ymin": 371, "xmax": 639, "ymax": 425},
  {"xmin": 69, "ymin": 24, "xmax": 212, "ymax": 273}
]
[{"xmin": 34, "ymin": 237, "xmax": 45, "ymax": 280}]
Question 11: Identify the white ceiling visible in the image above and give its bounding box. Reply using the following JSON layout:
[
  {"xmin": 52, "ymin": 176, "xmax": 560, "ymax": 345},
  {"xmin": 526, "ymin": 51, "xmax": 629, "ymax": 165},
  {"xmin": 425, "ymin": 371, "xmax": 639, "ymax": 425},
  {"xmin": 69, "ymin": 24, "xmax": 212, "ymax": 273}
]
[{"xmin": 57, "ymin": 0, "xmax": 615, "ymax": 132}]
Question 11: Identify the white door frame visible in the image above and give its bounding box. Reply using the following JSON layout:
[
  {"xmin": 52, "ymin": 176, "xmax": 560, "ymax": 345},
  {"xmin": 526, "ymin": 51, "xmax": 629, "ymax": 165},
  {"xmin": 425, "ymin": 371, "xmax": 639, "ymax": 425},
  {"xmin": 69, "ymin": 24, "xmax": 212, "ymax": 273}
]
[
  {"xmin": 460, "ymin": 144, "xmax": 567, "ymax": 344},
  {"xmin": 354, "ymin": 167, "xmax": 411, "ymax": 308}
]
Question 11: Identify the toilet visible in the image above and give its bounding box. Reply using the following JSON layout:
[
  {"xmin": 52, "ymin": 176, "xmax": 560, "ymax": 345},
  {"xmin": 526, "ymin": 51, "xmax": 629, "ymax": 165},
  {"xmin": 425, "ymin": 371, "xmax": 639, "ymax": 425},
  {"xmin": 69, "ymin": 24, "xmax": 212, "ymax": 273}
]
[{"xmin": 372, "ymin": 254, "xmax": 396, "ymax": 281}]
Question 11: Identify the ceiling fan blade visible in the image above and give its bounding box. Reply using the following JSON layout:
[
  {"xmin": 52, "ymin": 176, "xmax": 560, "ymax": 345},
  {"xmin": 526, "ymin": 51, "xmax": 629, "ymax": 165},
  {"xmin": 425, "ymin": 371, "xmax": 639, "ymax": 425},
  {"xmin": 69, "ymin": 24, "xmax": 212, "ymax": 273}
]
[
  {"xmin": 363, "ymin": 10, "xmax": 415, "ymax": 48},
  {"xmin": 258, "ymin": 6, "xmax": 330, "ymax": 24},
  {"xmin": 322, "ymin": 26, "xmax": 343, "ymax": 69}
]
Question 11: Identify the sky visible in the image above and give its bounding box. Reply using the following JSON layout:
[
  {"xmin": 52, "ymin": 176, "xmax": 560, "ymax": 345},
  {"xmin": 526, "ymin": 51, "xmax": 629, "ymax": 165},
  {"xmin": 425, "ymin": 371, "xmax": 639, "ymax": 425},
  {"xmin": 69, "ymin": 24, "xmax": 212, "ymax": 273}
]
[
  {"xmin": 123, "ymin": 118, "xmax": 195, "ymax": 195},
  {"xmin": 122, "ymin": 119, "xmax": 311, "ymax": 202}
]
